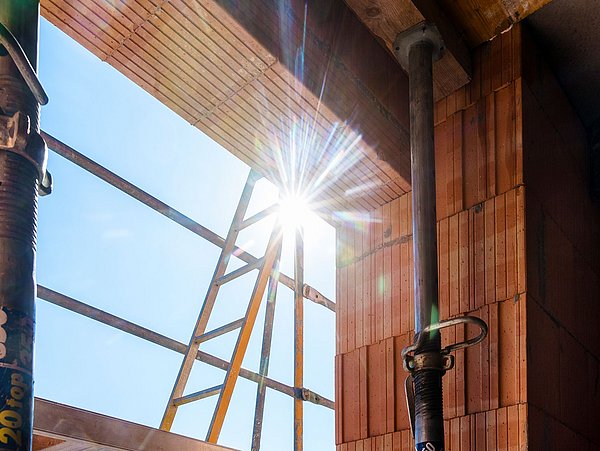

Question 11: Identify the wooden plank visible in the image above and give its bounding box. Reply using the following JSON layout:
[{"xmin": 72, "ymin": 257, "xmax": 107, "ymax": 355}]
[{"xmin": 34, "ymin": 398, "xmax": 232, "ymax": 451}]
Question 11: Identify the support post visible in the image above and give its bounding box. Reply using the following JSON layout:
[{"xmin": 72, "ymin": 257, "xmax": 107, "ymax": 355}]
[
  {"xmin": 251, "ymin": 240, "xmax": 282, "ymax": 451},
  {"xmin": 0, "ymin": 2, "xmax": 47, "ymax": 449},
  {"xmin": 395, "ymin": 23, "xmax": 445, "ymax": 450},
  {"xmin": 294, "ymin": 226, "xmax": 304, "ymax": 451}
]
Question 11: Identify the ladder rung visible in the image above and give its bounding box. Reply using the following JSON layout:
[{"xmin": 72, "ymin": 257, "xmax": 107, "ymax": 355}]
[
  {"xmin": 238, "ymin": 204, "xmax": 278, "ymax": 231},
  {"xmin": 173, "ymin": 385, "xmax": 223, "ymax": 407},
  {"xmin": 216, "ymin": 257, "xmax": 264, "ymax": 286},
  {"xmin": 194, "ymin": 318, "xmax": 244, "ymax": 344}
]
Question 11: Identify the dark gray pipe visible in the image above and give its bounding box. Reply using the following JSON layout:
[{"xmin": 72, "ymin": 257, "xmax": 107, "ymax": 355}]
[
  {"xmin": 409, "ymin": 39, "xmax": 444, "ymax": 450},
  {"xmin": 0, "ymin": 1, "xmax": 43, "ymax": 449}
]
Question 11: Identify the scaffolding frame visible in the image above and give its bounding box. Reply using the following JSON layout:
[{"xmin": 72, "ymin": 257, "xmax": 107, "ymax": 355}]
[{"xmin": 37, "ymin": 132, "xmax": 335, "ymax": 450}]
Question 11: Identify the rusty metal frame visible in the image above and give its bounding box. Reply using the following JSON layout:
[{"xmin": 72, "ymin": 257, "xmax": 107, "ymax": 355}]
[{"xmin": 40, "ymin": 133, "xmax": 336, "ymax": 449}]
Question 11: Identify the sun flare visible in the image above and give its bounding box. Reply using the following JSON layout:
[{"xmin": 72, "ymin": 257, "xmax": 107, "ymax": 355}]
[{"xmin": 278, "ymin": 193, "xmax": 311, "ymax": 233}]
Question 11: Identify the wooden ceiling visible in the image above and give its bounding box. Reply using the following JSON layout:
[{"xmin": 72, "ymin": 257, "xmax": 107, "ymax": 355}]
[{"xmin": 40, "ymin": 0, "xmax": 551, "ymax": 215}]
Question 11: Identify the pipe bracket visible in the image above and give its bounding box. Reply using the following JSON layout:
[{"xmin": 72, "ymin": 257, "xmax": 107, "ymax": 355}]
[
  {"xmin": 402, "ymin": 315, "xmax": 488, "ymax": 367},
  {"xmin": 0, "ymin": 110, "xmax": 51, "ymax": 193},
  {"xmin": 393, "ymin": 22, "xmax": 445, "ymax": 72},
  {"xmin": 0, "ymin": 21, "xmax": 48, "ymax": 105}
]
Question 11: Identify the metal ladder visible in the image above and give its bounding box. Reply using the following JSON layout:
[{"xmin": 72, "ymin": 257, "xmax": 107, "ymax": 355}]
[{"xmin": 160, "ymin": 169, "xmax": 283, "ymax": 443}]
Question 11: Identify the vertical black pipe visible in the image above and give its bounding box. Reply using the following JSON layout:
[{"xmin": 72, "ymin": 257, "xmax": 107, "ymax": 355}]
[
  {"xmin": 0, "ymin": 1, "xmax": 41, "ymax": 449},
  {"xmin": 409, "ymin": 41, "xmax": 444, "ymax": 449}
]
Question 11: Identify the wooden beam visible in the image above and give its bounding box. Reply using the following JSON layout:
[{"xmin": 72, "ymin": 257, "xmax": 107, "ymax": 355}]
[
  {"xmin": 437, "ymin": 0, "xmax": 553, "ymax": 46},
  {"xmin": 341, "ymin": 0, "xmax": 471, "ymax": 98},
  {"xmin": 33, "ymin": 398, "xmax": 234, "ymax": 451},
  {"xmin": 214, "ymin": 0, "xmax": 413, "ymax": 184}
]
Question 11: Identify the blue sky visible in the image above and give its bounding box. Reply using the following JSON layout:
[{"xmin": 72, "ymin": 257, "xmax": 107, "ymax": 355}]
[{"xmin": 35, "ymin": 18, "xmax": 335, "ymax": 451}]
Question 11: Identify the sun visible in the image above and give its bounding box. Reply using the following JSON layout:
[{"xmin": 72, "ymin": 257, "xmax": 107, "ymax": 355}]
[{"xmin": 278, "ymin": 193, "xmax": 311, "ymax": 233}]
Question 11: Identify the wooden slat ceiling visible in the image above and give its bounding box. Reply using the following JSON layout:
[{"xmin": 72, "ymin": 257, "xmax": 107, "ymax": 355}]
[
  {"xmin": 40, "ymin": 0, "xmax": 551, "ymax": 216},
  {"xmin": 41, "ymin": 0, "xmax": 414, "ymax": 215}
]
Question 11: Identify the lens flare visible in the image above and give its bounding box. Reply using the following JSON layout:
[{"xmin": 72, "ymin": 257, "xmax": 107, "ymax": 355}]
[{"xmin": 279, "ymin": 193, "xmax": 311, "ymax": 233}]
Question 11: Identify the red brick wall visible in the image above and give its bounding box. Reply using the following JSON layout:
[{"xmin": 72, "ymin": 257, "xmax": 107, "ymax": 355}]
[
  {"xmin": 522, "ymin": 28, "xmax": 600, "ymax": 450},
  {"xmin": 335, "ymin": 25, "xmax": 528, "ymax": 450}
]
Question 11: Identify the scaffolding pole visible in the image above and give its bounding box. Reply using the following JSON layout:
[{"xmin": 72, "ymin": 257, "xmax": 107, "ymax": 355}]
[
  {"xmin": 251, "ymin": 242, "xmax": 282, "ymax": 451},
  {"xmin": 294, "ymin": 227, "xmax": 304, "ymax": 451},
  {"xmin": 0, "ymin": 1, "xmax": 48, "ymax": 449},
  {"xmin": 41, "ymin": 132, "xmax": 335, "ymax": 313},
  {"xmin": 36, "ymin": 285, "xmax": 334, "ymax": 410}
]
